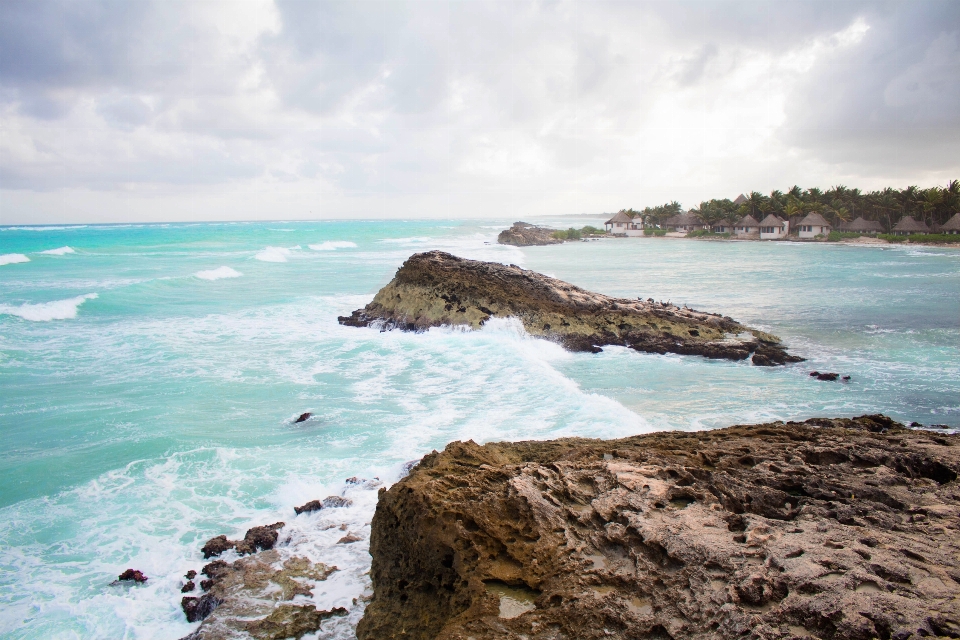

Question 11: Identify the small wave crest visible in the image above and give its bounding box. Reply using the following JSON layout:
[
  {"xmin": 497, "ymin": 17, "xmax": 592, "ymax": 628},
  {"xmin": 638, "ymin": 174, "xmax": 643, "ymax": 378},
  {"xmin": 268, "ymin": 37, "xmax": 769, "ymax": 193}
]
[
  {"xmin": 254, "ymin": 246, "xmax": 298, "ymax": 262},
  {"xmin": 40, "ymin": 246, "xmax": 76, "ymax": 256},
  {"xmin": 194, "ymin": 266, "xmax": 243, "ymax": 281},
  {"xmin": 378, "ymin": 236, "xmax": 431, "ymax": 244},
  {"xmin": 0, "ymin": 293, "xmax": 98, "ymax": 321},
  {"xmin": 0, "ymin": 253, "xmax": 30, "ymax": 265},
  {"xmin": 309, "ymin": 241, "xmax": 357, "ymax": 251}
]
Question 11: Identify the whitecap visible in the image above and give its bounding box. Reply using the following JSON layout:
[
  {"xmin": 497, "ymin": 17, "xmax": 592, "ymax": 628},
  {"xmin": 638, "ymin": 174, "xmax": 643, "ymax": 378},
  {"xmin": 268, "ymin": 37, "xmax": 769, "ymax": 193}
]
[
  {"xmin": 194, "ymin": 266, "xmax": 243, "ymax": 281},
  {"xmin": 0, "ymin": 253, "xmax": 30, "ymax": 265},
  {"xmin": 309, "ymin": 241, "xmax": 357, "ymax": 251},
  {"xmin": 378, "ymin": 237, "xmax": 431, "ymax": 244},
  {"xmin": 1, "ymin": 225, "xmax": 87, "ymax": 231},
  {"xmin": 40, "ymin": 246, "xmax": 75, "ymax": 256},
  {"xmin": 0, "ymin": 293, "xmax": 98, "ymax": 321},
  {"xmin": 254, "ymin": 246, "xmax": 296, "ymax": 262}
]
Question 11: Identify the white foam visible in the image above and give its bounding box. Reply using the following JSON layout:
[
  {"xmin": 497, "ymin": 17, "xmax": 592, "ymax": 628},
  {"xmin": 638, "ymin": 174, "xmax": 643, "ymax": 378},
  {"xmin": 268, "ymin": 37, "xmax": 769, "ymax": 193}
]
[
  {"xmin": 1, "ymin": 225, "xmax": 87, "ymax": 231},
  {"xmin": 254, "ymin": 246, "xmax": 297, "ymax": 262},
  {"xmin": 194, "ymin": 266, "xmax": 243, "ymax": 281},
  {"xmin": 308, "ymin": 241, "xmax": 357, "ymax": 251},
  {"xmin": 378, "ymin": 236, "xmax": 431, "ymax": 244},
  {"xmin": 0, "ymin": 293, "xmax": 98, "ymax": 321},
  {"xmin": 0, "ymin": 253, "xmax": 30, "ymax": 265},
  {"xmin": 40, "ymin": 246, "xmax": 75, "ymax": 255}
]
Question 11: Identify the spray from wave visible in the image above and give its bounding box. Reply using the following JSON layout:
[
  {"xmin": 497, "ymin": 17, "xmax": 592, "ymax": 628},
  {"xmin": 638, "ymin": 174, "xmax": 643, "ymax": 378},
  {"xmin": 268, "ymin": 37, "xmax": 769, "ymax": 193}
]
[
  {"xmin": 254, "ymin": 247, "xmax": 298, "ymax": 262},
  {"xmin": 0, "ymin": 253, "xmax": 30, "ymax": 265},
  {"xmin": 0, "ymin": 293, "xmax": 98, "ymax": 321},
  {"xmin": 40, "ymin": 246, "xmax": 76, "ymax": 256},
  {"xmin": 194, "ymin": 266, "xmax": 243, "ymax": 281},
  {"xmin": 308, "ymin": 241, "xmax": 357, "ymax": 251}
]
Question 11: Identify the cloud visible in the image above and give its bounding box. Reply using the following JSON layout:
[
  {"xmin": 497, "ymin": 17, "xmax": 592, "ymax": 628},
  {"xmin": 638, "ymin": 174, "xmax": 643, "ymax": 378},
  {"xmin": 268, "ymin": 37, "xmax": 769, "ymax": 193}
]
[{"xmin": 1, "ymin": 0, "xmax": 958, "ymax": 224}]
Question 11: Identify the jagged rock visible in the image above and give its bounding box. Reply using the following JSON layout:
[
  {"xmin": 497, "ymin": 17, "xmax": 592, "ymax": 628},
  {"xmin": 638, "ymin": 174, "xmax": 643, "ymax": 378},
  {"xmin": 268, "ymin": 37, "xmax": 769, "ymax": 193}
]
[
  {"xmin": 337, "ymin": 533, "xmax": 362, "ymax": 544},
  {"xmin": 201, "ymin": 535, "xmax": 234, "ymax": 559},
  {"xmin": 294, "ymin": 496, "xmax": 353, "ymax": 515},
  {"xmin": 180, "ymin": 550, "xmax": 341, "ymax": 639},
  {"xmin": 117, "ymin": 569, "xmax": 147, "ymax": 583},
  {"xmin": 338, "ymin": 251, "xmax": 802, "ymax": 365},
  {"xmin": 185, "ymin": 570, "xmax": 197, "ymax": 579},
  {"xmin": 357, "ymin": 414, "xmax": 960, "ymax": 640},
  {"xmin": 201, "ymin": 523, "xmax": 285, "ymax": 559},
  {"xmin": 294, "ymin": 412, "xmax": 311, "ymax": 423},
  {"xmin": 496, "ymin": 222, "xmax": 564, "ymax": 246},
  {"xmin": 181, "ymin": 580, "xmax": 195, "ymax": 593}
]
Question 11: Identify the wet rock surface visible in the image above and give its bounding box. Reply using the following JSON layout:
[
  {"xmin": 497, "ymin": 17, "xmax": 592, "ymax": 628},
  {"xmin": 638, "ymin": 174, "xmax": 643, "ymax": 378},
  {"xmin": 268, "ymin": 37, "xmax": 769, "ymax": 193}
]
[
  {"xmin": 497, "ymin": 222, "xmax": 564, "ymax": 246},
  {"xmin": 357, "ymin": 415, "xmax": 960, "ymax": 640},
  {"xmin": 338, "ymin": 251, "xmax": 802, "ymax": 365},
  {"xmin": 294, "ymin": 496, "xmax": 353, "ymax": 515},
  {"xmin": 201, "ymin": 522, "xmax": 284, "ymax": 559},
  {"xmin": 116, "ymin": 568, "xmax": 148, "ymax": 583}
]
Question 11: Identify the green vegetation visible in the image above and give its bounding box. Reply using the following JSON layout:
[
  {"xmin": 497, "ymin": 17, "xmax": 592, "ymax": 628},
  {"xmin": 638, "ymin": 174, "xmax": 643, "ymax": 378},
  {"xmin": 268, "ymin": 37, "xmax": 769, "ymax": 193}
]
[
  {"xmin": 827, "ymin": 231, "xmax": 866, "ymax": 241},
  {"xmin": 687, "ymin": 230, "xmax": 730, "ymax": 239},
  {"xmin": 878, "ymin": 233, "xmax": 960, "ymax": 244},
  {"xmin": 551, "ymin": 225, "xmax": 605, "ymax": 241},
  {"xmin": 644, "ymin": 228, "xmax": 667, "ymax": 237}
]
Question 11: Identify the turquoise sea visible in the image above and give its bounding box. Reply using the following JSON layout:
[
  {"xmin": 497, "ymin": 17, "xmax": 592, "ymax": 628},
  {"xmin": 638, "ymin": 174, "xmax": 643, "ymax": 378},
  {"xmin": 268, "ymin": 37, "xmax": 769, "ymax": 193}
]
[{"xmin": 1, "ymin": 219, "xmax": 958, "ymax": 639}]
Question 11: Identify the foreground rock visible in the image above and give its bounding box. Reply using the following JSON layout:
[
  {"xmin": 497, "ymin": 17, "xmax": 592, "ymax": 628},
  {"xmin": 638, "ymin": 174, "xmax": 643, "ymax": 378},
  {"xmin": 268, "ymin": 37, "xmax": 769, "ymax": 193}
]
[
  {"xmin": 180, "ymin": 550, "xmax": 346, "ymax": 639},
  {"xmin": 357, "ymin": 415, "xmax": 960, "ymax": 640},
  {"xmin": 339, "ymin": 251, "xmax": 802, "ymax": 365},
  {"xmin": 497, "ymin": 222, "xmax": 564, "ymax": 246}
]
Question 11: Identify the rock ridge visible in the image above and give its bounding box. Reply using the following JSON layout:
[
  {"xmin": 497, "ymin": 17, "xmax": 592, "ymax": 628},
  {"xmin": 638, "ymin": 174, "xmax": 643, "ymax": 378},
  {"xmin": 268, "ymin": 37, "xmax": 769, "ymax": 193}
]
[
  {"xmin": 357, "ymin": 415, "xmax": 960, "ymax": 640},
  {"xmin": 497, "ymin": 222, "xmax": 565, "ymax": 246},
  {"xmin": 338, "ymin": 251, "xmax": 802, "ymax": 365}
]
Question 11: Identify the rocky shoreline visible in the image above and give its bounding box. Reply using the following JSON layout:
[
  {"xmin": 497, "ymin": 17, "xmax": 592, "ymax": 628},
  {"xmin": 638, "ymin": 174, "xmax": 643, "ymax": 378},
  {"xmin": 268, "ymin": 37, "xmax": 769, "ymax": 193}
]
[
  {"xmin": 338, "ymin": 251, "xmax": 803, "ymax": 365},
  {"xmin": 357, "ymin": 415, "xmax": 960, "ymax": 640},
  {"xmin": 497, "ymin": 222, "xmax": 565, "ymax": 246}
]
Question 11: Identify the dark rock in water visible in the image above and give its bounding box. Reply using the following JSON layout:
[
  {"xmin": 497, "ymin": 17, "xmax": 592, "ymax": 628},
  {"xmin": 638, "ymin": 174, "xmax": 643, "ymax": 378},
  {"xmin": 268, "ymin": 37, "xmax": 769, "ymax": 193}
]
[
  {"xmin": 294, "ymin": 496, "xmax": 352, "ymax": 515},
  {"xmin": 234, "ymin": 522, "xmax": 284, "ymax": 556},
  {"xmin": 182, "ymin": 593, "xmax": 220, "ymax": 623},
  {"xmin": 201, "ymin": 535, "xmax": 234, "ymax": 559},
  {"xmin": 117, "ymin": 569, "xmax": 147, "ymax": 583},
  {"xmin": 842, "ymin": 375, "xmax": 851, "ymax": 380},
  {"xmin": 338, "ymin": 251, "xmax": 802, "ymax": 366},
  {"xmin": 357, "ymin": 414, "xmax": 960, "ymax": 640},
  {"xmin": 337, "ymin": 533, "xmax": 362, "ymax": 544},
  {"xmin": 496, "ymin": 222, "xmax": 564, "ymax": 246},
  {"xmin": 816, "ymin": 372, "xmax": 839, "ymax": 381},
  {"xmin": 181, "ymin": 581, "xmax": 195, "ymax": 593},
  {"xmin": 200, "ymin": 579, "xmax": 214, "ymax": 591},
  {"xmin": 201, "ymin": 560, "xmax": 228, "ymax": 579},
  {"xmin": 185, "ymin": 570, "xmax": 197, "ymax": 580},
  {"xmin": 294, "ymin": 412, "xmax": 311, "ymax": 423},
  {"xmin": 809, "ymin": 370, "xmax": 819, "ymax": 376},
  {"xmin": 911, "ymin": 421, "xmax": 924, "ymax": 427}
]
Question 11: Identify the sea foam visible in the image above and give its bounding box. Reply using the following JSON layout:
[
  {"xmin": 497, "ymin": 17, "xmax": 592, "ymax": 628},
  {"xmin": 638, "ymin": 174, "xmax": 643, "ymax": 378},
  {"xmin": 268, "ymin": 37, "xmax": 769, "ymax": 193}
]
[
  {"xmin": 254, "ymin": 246, "xmax": 297, "ymax": 262},
  {"xmin": 194, "ymin": 266, "xmax": 243, "ymax": 281},
  {"xmin": 0, "ymin": 293, "xmax": 98, "ymax": 321},
  {"xmin": 40, "ymin": 246, "xmax": 76, "ymax": 255},
  {"xmin": 0, "ymin": 253, "xmax": 30, "ymax": 265},
  {"xmin": 308, "ymin": 241, "xmax": 357, "ymax": 251}
]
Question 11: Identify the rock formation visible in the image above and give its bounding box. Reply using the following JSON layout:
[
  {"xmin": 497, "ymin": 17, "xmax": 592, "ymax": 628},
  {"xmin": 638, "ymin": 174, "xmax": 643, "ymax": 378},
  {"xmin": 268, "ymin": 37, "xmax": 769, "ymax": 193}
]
[
  {"xmin": 201, "ymin": 522, "xmax": 284, "ymax": 559},
  {"xmin": 294, "ymin": 496, "xmax": 353, "ymax": 515},
  {"xmin": 497, "ymin": 222, "xmax": 564, "ymax": 246},
  {"xmin": 339, "ymin": 251, "xmax": 802, "ymax": 365},
  {"xmin": 357, "ymin": 415, "xmax": 960, "ymax": 640}
]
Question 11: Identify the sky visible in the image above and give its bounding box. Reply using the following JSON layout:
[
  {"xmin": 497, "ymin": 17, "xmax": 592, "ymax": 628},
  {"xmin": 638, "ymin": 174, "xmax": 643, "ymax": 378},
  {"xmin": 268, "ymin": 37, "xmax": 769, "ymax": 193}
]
[{"xmin": 1, "ymin": 0, "xmax": 958, "ymax": 224}]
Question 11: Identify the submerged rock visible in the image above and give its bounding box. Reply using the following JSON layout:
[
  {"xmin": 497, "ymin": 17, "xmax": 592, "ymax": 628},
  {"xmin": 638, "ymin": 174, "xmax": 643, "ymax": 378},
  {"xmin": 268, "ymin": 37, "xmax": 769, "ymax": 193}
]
[
  {"xmin": 116, "ymin": 569, "xmax": 148, "ymax": 583},
  {"xmin": 357, "ymin": 414, "xmax": 960, "ymax": 640},
  {"xmin": 496, "ymin": 222, "xmax": 564, "ymax": 246},
  {"xmin": 338, "ymin": 251, "xmax": 802, "ymax": 365},
  {"xmin": 294, "ymin": 412, "xmax": 311, "ymax": 423}
]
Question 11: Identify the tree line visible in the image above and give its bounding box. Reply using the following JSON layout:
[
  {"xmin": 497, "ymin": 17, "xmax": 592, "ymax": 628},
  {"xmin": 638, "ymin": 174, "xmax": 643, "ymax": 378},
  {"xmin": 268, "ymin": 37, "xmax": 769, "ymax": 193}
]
[{"xmin": 621, "ymin": 181, "xmax": 960, "ymax": 230}]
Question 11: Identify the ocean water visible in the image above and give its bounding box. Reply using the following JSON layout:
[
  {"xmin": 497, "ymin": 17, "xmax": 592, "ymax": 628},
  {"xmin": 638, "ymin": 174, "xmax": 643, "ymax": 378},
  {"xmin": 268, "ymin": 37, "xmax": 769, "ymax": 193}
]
[{"xmin": 1, "ymin": 220, "xmax": 958, "ymax": 639}]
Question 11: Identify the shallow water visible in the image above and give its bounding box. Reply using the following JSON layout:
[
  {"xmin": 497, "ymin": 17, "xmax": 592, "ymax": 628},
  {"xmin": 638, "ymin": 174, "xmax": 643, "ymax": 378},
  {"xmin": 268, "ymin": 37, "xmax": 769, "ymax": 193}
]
[{"xmin": 1, "ymin": 220, "xmax": 958, "ymax": 639}]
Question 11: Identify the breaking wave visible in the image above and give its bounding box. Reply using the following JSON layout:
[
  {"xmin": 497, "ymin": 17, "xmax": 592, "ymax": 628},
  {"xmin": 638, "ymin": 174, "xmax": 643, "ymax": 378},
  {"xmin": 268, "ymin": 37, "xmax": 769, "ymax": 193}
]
[
  {"xmin": 40, "ymin": 246, "xmax": 76, "ymax": 256},
  {"xmin": 254, "ymin": 246, "xmax": 298, "ymax": 262},
  {"xmin": 0, "ymin": 253, "xmax": 30, "ymax": 265},
  {"xmin": 0, "ymin": 293, "xmax": 98, "ymax": 321},
  {"xmin": 308, "ymin": 241, "xmax": 357, "ymax": 251},
  {"xmin": 194, "ymin": 266, "xmax": 243, "ymax": 281}
]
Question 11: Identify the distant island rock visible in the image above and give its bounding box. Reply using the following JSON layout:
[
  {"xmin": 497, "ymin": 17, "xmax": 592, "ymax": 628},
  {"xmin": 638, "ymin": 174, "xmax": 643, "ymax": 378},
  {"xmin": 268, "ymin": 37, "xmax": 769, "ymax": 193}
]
[
  {"xmin": 356, "ymin": 414, "xmax": 960, "ymax": 640},
  {"xmin": 497, "ymin": 221, "xmax": 565, "ymax": 246},
  {"xmin": 338, "ymin": 251, "xmax": 802, "ymax": 365}
]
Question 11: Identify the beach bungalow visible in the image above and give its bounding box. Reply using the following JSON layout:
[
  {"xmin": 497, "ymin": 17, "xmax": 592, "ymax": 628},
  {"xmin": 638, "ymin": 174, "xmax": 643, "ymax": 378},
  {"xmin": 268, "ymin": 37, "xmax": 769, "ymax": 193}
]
[
  {"xmin": 711, "ymin": 219, "xmax": 735, "ymax": 234},
  {"xmin": 604, "ymin": 211, "xmax": 633, "ymax": 235},
  {"xmin": 843, "ymin": 217, "xmax": 884, "ymax": 234},
  {"xmin": 940, "ymin": 212, "xmax": 960, "ymax": 234},
  {"xmin": 664, "ymin": 211, "xmax": 706, "ymax": 233},
  {"xmin": 759, "ymin": 214, "xmax": 789, "ymax": 240},
  {"xmin": 891, "ymin": 216, "xmax": 930, "ymax": 236},
  {"xmin": 734, "ymin": 214, "xmax": 760, "ymax": 236},
  {"xmin": 732, "ymin": 194, "xmax": 748, "ymax": 207},
  {"xmin": 625, "ymin": 216, "xmax": 645, "ymax": 237},
  {"xmin": 797, "ymin": 212, "xmax": 832, "ymax": 238}
]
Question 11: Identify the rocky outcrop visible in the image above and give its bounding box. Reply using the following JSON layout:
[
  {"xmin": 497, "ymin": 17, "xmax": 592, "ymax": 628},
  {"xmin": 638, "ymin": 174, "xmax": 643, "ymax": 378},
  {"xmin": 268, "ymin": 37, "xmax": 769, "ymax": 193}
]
[
  {"xmin": 338, "ymin": 251, "xmax": 802, "ymax": 365},
  {"xmin": 497, "ymin": 222, "xmax": 564, "ymax": 246},
  {"xmin": 180, "ymin": 550, "xmax": 345, "ymax": 638},
  {"xmin": 201, "ymin": 522, "xmax": 284, "ymax": 559},
  {"xmin": 116, "ymin": 569, "xmax": 148, "ymax": 583},
  {"xmin": 294, "ymin": 496, "xmax": 353, "ymax": 515},
  {"xmin": 357, "ymin": 415, "xmax": 960, "ymax": 640}
]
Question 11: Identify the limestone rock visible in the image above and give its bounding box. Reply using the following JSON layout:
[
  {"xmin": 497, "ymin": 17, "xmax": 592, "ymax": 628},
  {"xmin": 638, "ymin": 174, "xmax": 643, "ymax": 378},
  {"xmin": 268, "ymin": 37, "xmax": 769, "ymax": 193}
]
[
  {"xmin": 497, "ymin": 222, "xmax": 564, "ymax": 246},
  {"xmin": 338, "ymin": 251, "xmax": 802, "ymax": 365},
  {"xmin": 201, "ymin": 522, "xmax": 284, "ymax": 559},
  {"xmin": 357, "ymin": 414, "xmax": 960, "ymax": 640}
]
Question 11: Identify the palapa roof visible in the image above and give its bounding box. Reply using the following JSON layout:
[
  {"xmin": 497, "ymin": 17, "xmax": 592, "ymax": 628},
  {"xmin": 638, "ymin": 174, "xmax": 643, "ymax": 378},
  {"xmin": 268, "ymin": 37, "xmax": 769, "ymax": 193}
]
[
  {"xmin": 892, "ymin": 216, "xmax": 930, "ymax": 233},
  {"xmin": 735, "ymin": 214, "xmax": 760, "ymax": 227},
  {"xmin": 940, "ymin": 212, "xmax": 960, "ymax": 231},
  {"xmin": 605, "ymin": 211, "xmax": 633, "ymax": 224},
  {"xmin": 844, "ymin": 217, "xmax": 883, "ymax": 232},
  {"xmin": 799, "ymin": 212, "xmax": 831, "ymax": 228},
  {"xmin": 759, "ymin": 214, "xmax": 786, "ymax": 228},
  {"xmin": 732, "ymin": 194, "xmax": 748, "ymax": 206},
  {"xmin": 665, "ymin": 212, "xmax": 704, "ymax": 227}
]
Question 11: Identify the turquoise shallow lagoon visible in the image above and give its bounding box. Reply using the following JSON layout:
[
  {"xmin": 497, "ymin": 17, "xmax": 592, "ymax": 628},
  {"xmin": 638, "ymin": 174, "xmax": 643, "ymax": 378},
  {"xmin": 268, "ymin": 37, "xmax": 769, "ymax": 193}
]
[{"xmin": 1, "ymin": 220, "xmax": 958, "ymax": 638}]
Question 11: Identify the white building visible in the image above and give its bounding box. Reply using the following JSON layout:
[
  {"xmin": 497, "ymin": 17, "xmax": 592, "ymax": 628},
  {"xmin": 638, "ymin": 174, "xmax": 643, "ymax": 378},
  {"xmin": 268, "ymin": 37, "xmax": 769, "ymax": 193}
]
[
  {"xmin": 604, "ymin": 211, "xmax": 633, "ymax": 235},
  {"xmin": 759, "ymin": 214, "xmax": 788, "ymax": 240},
  {"xmin": 797, "ymin": 212, "xmax": 832, "ymax": 238},
  {"xmin": 734, "ymin": 214, "xmax": 760, "ymax": 236}
]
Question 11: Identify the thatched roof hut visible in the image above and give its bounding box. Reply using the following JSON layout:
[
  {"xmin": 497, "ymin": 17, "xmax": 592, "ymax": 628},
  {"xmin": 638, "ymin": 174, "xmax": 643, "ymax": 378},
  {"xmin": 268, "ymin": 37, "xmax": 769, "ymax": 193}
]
[
  {"xmin": 891, "ymin": 216, "xmax": 930, "ymax": 235},
  {"xmin": 605, "ymin": 211, "xmax": 633, "ymax": 225},
  {"xmin": 843, "ymin": 217, "xmax": 884, "ymax": 233},
  {"xmin": 734, "ymin": 214, "xmax": 760, "ymax": 228},
  {"xmin": 732, "ymin": 194, "xmax": 748, "ymax": 206},
  {"xmin": 940, "ymin": 212, "xmax": 960, "ymax": 234}
]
